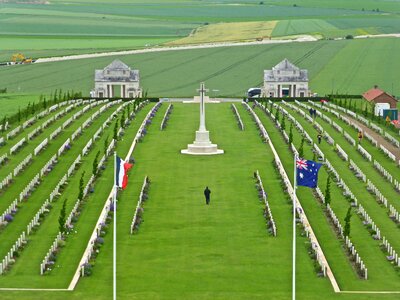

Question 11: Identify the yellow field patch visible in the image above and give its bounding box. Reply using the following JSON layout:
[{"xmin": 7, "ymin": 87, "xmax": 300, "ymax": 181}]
[{"xmin": 168, "ymin": 21, "xmax": 277, "ymax": 45}]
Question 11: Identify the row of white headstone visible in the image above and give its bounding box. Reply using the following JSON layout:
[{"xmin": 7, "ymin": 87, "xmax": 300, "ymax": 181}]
[
  {"xmin": 335, "ymin": 143, "xmax": 348, "ymax": 161},
  {"xmin": 357, "ymin": 144, "xmax": 372, "ymax": 161},
  {"xmin": 40, "ymin": 232, "xmax": 63, "ymax": 275},
  {"xmin": 34, "ymin": 138, "xmax": 48, "ymax": 156},
  {"xmin": 363, "ymin": 131, "xmax": 378, "ymax": 147},
  {"xmin": 373, "ymin": 160, "xmax": 394, "ymax": 185},
  {"xmin": 384, "ymin": 132, "xmax": 399, "ymax": 148},
  {"xmin": 343, "ymin": 131, "xmax": 356, "ymax": 146},
  {"xmin": 0, "ymin": 232, "xmax": 26, "ymax": 275},
  {"xmin": 382, "ymin": 236, "xmax": 400, "ymax": 267},
  {"xmin": 389, "ymin": 204, "xmax": 400, "ymax": 224},
  {"xmin": 160, "ymin": 104, "xmax": 174, "ymax": 130},
  {"xmin": 41, "ymin": 154, "xmax": 57, "ymax": 178},
  {"xmin": 49, "ymin": 127, "xmax": 62, "ymax": 140},
  {"xmin": 13, "ymin": 154, "xmax": 32, "ymax": 177},
  {"xmin": 231, "ymin": 104, "xmax": 244, "ymax": 131},
  {"xmin": 0, "ymin": 172, "xmax": 12, "ymax": 191},
  {"xmin": 357, "ymin": 204, "xmax": 381, "ymax": 240},
  {"xmin": 252, "ymin": 101, "xmax": 330, "ymax": 278},
  {"xmin": 245, "ymin": 102, "xmax": 270, "ymax": 143},
  {"xmin": 6, "ymin": 125, "xmax": 21, "ymax": 140},
  {"xmin": 58, "ymin": 138, "xmax": 71, "ymax": 157},
  {"xmin": 19, "ymin": 174, "xmax": 40, "ymax": 202},
  {"xmin": 26, "ymin": 198, "xmax": 51, "ymax": 236},
  {"xmin": 27, "ymin": 126, "xmax": 42, "ymax": 140},
  {"xmin": 0, "ymin": 196, "xmax": 17, "ymax": 224},
  {"xmin": 130, "ymin": 176, "xmax": 149, "ymax": 234},
  {"xmin": 349, "ymin": 159, "xmax": 367, "ymax": 182},
  {"xmin": 379, "ymin": 144, "xmax": 396, "ymax": 161},
  {"xmin": 9, "ymin": 137, "xmax": 26, "ymax": 155},
  {"xmin": 81, "ymin": 198, "xmax": 112, "ymax": 278},
  {"xmin": 344, "ymin": 235, "xmax": 368, "ymax": 279},
  {"xmin": 367, "ymin": 179, "xmax": 390, "ymax": 209},
  {"xmin": 255, "ymin": 170, "xmax": 277, "ymax": 237}
]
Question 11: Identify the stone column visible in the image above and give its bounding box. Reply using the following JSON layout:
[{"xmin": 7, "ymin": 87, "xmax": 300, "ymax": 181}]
[{"xmin": 278, "ymin": 84, "xmax": 281, "ymax": 97}]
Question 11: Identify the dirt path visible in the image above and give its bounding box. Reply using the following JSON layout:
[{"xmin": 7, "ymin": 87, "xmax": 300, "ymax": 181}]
[{"xmin": 346, "ymin": 115, "xmax": 400, "ymax": 160}]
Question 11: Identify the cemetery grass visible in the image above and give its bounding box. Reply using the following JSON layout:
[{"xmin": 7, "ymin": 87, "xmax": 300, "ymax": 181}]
[
  {"xmin": 1, "ymin": 38, "xmax": 399, "ymax": 100},
  {"xmin": 0, "ymin": 102, "xmax": 399, "ymax": 299}
]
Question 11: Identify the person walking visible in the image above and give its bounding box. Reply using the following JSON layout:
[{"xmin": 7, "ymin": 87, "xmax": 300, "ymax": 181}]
[
  {"xmin": 358, "ymin": 131, "xmax": 363, "ymax": 143},
  {"xmin": 317, "ymin": 133, "xmax": 322, "ymax": 144},
  {"xmin": 204, "ymin": 187, "xmax": 211, "ymax": 205}
]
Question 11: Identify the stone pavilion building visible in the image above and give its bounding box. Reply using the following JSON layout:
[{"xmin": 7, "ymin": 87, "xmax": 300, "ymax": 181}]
[
  {"xmin": 92, "ymin": 60, "xmax": 142, "ymax": 98},
  {"xmin": 263, "ymin": 59, "xmax": 311, "ymax": 98}
]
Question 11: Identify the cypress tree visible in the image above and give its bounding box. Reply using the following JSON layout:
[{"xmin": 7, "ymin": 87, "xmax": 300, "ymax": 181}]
[
  {"xmin": 298, "ymin": 136, "xmax": 305, "ymax": 158},
  {"xmin": 104, "ymin": 135, "xmax": 109, "ymax": 156},
  {"xmin": 78, "ymin": 171, "xmax": 86, "ymax": 200},
  {"xmin": 325, "ymin": 176, "xmax": 331, "ymax": 205},
  {"xmin": 113, "ymin": 119, "xmax": 119, "ymax": 140},
  {"xmin": 58, "ymin": 199, "xmax": 67, "ymax": 233},
  {"xmin": 281, "ymin": 115, "xmax": 286, "ymax": 131},
  {"xmin": 93, "ymin": 151, "xmax": 100, "ymax": 176},
  {"xmin": 343, "ymin": 206, "xmax": 352, "ymax": 237},
  {"xmin": 288, "ymin": 123, "xmax": 293, "ymax": 146}
]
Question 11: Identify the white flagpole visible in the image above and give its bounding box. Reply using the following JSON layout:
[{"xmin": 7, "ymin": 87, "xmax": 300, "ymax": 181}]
[
  {"xmin": 292, "ymin": 154, "xmax": 297, "ymax": 300},
  {"xmin": 113, "ymin": 152, "xmax": 117, "ymax": 300}
]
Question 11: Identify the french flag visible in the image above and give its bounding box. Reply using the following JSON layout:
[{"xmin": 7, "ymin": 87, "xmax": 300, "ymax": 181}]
[{"xmin": 115, "ymin": 156, "xmax": 133, "ymax": 190}]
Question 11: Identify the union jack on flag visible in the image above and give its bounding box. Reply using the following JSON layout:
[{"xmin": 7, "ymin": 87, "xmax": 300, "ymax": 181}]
[
  {"xmin": 296, "ymin": 158, "xmax": 308, "ymax": 170},
  {"xmin": 296, "ymin": 158, "xmax": 322, "ymax": 188}
]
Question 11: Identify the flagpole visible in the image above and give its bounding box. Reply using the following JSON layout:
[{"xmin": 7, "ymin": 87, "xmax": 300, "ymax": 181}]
[
  {"xmin": 292, "ymin": 154, "xmax": 297, "ymax": 300},
  {"xmin": 113, "ymin": 151, "xmax": 117, "ymax": 300}
]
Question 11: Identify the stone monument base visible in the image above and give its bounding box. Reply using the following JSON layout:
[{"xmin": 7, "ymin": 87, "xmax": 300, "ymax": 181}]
[{"xmin": 181, "ymin": 130, "xmax": 224, "ymax": 155}]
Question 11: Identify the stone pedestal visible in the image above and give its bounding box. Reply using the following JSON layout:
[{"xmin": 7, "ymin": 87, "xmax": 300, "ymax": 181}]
[{"xmin": 181, "ymin": 130, "xmax": 224, "ymax": 155}]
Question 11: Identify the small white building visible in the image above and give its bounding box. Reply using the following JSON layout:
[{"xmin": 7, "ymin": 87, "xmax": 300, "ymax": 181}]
[
  {"xmin": 92, "ymin": 60, "xmax": 142, "ymax": 98},
  {"xmin": 263, "ymin": 59, "xmax": 311, "ymax": 98}
]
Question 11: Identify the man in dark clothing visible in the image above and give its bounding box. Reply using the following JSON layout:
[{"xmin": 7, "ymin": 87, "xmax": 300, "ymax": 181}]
[
  {"xmin": 317, "ymin": 133, "xmax": 322, "ymax": 144},
  {"xmin": 204, "ymin": 187, "xmax": 211, "ymax": 205}
]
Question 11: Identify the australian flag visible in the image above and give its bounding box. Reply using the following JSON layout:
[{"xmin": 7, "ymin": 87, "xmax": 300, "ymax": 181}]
[{"xmin": 296, "ymin": 158, "xmax": 322, "ymax": 188}]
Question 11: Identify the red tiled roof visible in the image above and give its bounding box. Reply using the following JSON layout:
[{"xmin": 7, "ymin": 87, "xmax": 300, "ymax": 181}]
[{"xmin": 362, "ymin": 88, "xmax": 385, "ymax": 101}]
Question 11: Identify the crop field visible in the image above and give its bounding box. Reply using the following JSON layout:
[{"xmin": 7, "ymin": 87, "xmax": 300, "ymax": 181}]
[
  {"xmin": 0, "ymin": 96, "xmax": 400, "ymax": 299},
  {"xmin": 168, "ymin": 21, "xmax": 277, "ymax": 45},
  {"xmin": 1, "ymin": 0, "xmax": 400, "ymax": 60},
  {"xmin": 0, "ymin": 38, "xmax": 399, "ymax": 102}
]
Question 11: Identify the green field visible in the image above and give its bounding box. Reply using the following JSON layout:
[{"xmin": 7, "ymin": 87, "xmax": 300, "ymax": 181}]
[
  {"xmin": 1, "ymin": 0, "xmax": 400, "ymax": 61},
  {"xmin": 0, "ymin": 38, "xmax": 399, "ymax": 103}
]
